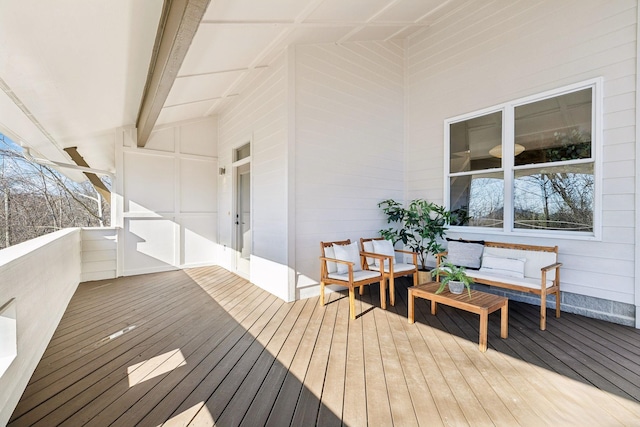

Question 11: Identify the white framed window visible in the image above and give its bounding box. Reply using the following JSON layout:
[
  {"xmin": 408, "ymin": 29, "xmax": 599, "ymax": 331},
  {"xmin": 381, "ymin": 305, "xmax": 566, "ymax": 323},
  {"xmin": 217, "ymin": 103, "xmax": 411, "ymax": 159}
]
[{"xmin": 444, "ymin": 79, "xmax": 602, "ymax": 239}]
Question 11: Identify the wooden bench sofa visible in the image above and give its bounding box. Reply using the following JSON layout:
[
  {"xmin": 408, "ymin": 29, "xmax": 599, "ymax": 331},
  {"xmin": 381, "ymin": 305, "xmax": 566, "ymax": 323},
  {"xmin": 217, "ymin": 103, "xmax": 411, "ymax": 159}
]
[{"xmin": 436, "ymin": 240, "xmax": 562, "ymax": 330}]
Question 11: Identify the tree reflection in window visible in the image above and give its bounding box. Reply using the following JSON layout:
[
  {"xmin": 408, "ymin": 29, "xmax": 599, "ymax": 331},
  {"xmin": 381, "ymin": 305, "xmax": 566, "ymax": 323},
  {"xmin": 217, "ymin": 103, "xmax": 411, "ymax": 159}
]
[{"xmin": 514, "ymin": 164, "xmax": 593, "ymax": 231}]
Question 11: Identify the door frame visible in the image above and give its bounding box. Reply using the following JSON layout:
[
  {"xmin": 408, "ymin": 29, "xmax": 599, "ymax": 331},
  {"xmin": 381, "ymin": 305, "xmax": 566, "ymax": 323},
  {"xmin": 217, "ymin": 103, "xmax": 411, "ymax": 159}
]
[{"xmin": 231, "ymin": 140, "xmax": 252, "ymax": 277}]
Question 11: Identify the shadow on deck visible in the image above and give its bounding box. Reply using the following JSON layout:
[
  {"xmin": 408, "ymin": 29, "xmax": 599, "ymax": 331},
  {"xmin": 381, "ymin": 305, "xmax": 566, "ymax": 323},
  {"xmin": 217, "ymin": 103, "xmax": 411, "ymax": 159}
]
[{"xmin": 9, "ymin": 266, "xmax": 640, "ymax": 426}]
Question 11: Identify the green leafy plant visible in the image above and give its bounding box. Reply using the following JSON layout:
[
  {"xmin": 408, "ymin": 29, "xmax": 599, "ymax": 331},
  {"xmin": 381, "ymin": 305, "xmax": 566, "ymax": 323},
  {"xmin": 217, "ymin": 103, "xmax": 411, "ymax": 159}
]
[
  {"xmin": 378, "ymin": 199, "xmax": 451, "ymax": 270},
  {"xmin": 431, "ymin": 262, "xmax": 473, "ymax": 297}
]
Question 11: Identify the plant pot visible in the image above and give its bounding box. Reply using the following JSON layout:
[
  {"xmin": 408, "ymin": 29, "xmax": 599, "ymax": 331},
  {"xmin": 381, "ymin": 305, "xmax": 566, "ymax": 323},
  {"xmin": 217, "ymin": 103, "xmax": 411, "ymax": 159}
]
[
  {"xmin": 448, "ymin": 280, "xmax": 464, "ymax": 294},
  {"xmin": 417, "ymin": 269, "xmax": 431, "ymax": 285}
]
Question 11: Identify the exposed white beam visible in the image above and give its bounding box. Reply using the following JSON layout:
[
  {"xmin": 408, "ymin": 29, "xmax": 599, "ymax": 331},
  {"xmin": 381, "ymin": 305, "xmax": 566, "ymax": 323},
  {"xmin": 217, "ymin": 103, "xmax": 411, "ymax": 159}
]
[
  {"xmin": 164, "ymin": 93, "xmax": 238, "ymax": 109},
  {"xmin": 177, "ymin": 65, "xmax": 268, "ymax": 79},
  {"xmin": 136, "ymin": 0, "xmax": 211, "ymax": 148},
  {"xmin": 199, "ymin": 20, "xmax": 432, "ymax": 27}
]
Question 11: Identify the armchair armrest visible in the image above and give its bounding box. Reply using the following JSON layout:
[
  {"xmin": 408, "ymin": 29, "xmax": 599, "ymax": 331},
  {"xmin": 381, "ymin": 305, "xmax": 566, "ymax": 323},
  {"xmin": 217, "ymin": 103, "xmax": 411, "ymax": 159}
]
[
  {"xmin": 360, "ymin": 251, "xmax": 390, "ymax": 260},
  {"xmin": 394, "ymin": 249, "xmax": 417, "ymax": 255},
  {"xmin": 394, "ymin": 249, "xmax": 418, "ymax": 267},
  {"xmin": 319, "ymin": 256, "xmax": 356, "ymax": 281},
  {"xmin": 359, "ymin": 251, "xmax": 393, "ymax": 273}
]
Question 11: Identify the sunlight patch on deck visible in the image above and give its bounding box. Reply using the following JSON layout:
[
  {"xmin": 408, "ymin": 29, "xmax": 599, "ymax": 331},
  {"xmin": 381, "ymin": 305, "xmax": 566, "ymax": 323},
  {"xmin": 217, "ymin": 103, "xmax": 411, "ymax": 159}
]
[
  {"xmin": 127, "ymin": 348, "xmax": 187, "ymax": 387},
  {"xmin": 161, "ymin": 402, "xmax": 212, "ymax": 427}
]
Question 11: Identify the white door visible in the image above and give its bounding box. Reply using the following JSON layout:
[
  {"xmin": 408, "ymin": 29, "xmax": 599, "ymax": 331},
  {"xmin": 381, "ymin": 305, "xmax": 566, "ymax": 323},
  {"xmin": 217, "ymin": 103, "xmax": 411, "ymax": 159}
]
[{"xmin": 235, "ymin": 162, "xmax": 251, "ymax": 276}]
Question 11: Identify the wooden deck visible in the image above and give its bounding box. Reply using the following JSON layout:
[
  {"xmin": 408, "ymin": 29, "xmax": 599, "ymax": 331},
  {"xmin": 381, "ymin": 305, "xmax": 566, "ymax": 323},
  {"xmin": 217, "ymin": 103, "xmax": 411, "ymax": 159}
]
[{"xmin": 9, "ymin": 266, "xmax": 640, "ymax": 426}]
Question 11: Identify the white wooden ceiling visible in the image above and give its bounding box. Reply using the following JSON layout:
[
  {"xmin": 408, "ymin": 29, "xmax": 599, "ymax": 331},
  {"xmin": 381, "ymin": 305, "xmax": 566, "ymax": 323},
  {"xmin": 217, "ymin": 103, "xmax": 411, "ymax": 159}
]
[
  {"xmin": 157, "ymin": 0, "xmax": 462, "ymax": 125},
  {"xmin": 0, "ymin": 0, "xmax": 464, "ymax": 173}
]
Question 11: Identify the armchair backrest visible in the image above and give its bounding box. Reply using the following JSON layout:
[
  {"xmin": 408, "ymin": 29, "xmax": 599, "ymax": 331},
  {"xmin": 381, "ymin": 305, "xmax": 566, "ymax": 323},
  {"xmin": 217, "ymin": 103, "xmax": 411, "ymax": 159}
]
[
  {"xmin": 320, "ymin": 239, "xmax": 353, "ymax": 275},
  {"xmin": 360, "ymin": 237, "xmax": 384, "ymax": 267}
]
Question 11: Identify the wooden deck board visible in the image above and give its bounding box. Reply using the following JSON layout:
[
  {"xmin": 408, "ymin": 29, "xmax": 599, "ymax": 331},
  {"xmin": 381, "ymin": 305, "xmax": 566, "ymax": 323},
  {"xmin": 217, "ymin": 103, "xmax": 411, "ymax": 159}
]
[{"xmin": 9, "ymin": 267, "xmax": 640, "ymax": 426}]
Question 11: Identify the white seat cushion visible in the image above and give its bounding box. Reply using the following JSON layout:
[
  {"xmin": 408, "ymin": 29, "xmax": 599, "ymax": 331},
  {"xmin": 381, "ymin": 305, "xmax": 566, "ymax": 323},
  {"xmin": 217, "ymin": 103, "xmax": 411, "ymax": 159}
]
[
  {"xmin": 467, "ymin": 270, "xmax": 554, "ymax": 289},
  {"xmin": 328, "ymin": 270, "xmax": 382, "ymax": 282},
  {"xmin": 368, "ymin": 262, "xmax": 415, "ymax": 274}
]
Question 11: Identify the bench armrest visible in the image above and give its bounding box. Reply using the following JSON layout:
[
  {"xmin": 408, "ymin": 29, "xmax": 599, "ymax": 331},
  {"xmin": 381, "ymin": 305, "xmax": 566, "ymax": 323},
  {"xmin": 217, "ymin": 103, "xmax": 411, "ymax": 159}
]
[{"xmin": 541, "ymin": 262, "xmax": 562, "ymax": 272}]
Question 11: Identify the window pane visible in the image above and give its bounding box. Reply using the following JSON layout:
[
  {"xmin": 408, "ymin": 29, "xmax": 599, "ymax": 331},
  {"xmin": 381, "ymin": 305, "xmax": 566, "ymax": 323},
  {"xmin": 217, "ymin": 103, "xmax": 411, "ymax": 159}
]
[
  {"xmin": 515, "ymin": 88, "xmax": 592, "ymax": 166},
  {"xmin": 514, "ymin": 163, "xmax": 593, "ymax": 231},
  {"xmin": 449, "ymin": 111, "xmax": 502, "ymax": 173},
  {"xmin": 235, "ymin": 143, "xmax": 250, "ymax": 161},
  {"xmin": 450, "ymin": 172, "xmax": 504, "ymax": 227}
]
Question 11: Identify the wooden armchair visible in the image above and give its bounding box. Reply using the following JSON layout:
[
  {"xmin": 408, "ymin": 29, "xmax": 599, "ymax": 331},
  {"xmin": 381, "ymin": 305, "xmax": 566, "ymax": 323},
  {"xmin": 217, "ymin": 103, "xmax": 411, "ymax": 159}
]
[
  {"xmin": 360, "ymin": 237, "xmax": 418, "ymax": 306},
  {"xmin": 320, "ymin": 239, "xmax": 386, "ymax": 320}
]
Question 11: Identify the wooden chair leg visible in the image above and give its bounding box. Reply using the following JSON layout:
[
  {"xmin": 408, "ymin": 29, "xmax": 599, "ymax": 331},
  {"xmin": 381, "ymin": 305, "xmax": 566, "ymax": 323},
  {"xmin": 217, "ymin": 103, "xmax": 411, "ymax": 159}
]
[
  {"xmin": 540, "ymin": 292, "xmax": 547, "ymax": 331},
  {"xmin": 349, "ymin": 287, "xmax": 356, "ymax": 320},
  {"xmin": 380, "ymin": 279, "xmax": 386, "ymax": 310},
  {"xmin": 555, "ymin": 289, "xmax": 561, "ymax": 318},
  {"xmin": 388, "ymin": 276, "xmax": 395, "ymax": 306},
  {"xmin": 359, "ymin": 285, "xmax": 364, "ymax": 295},
  {"xmin": 413, "ymin": 272, "xmax": 418, "ymax": 287},
  {"xmin": 319, "ymin": 281, "xmax": 325, "ymax": 307}
]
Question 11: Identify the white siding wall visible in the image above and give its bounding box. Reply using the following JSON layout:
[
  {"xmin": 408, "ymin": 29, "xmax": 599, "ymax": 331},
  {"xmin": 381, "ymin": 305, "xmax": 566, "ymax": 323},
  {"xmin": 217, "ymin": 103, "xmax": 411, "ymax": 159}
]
[
  {"xmin": 217, "ymin": 52, "xmax": 290, "ymax": 300},
  {"xmin": 116, "ymin": 118, "xmax": 218, "ymax": 276},
  {"xmin": 0, "ymin": 229, "xmax": 81, "ymax": 426},
  {"xmin": 81, "ymin": 227, "xmax": 117, "ymax": 281},
  {"xmin": 294, "ymin": 41, "xmax": 405, "ymax": 298},
  {"xmin": 406, "ymin": 0, "xmax": 637, "ymax": 315}
]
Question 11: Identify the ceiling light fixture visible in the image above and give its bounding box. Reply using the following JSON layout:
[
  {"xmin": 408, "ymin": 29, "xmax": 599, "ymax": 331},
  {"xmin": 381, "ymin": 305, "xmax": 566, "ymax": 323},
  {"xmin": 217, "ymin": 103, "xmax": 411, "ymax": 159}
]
[{"xmin": 489, "ymin": 143, "xmax": 525, "ymax": 158}]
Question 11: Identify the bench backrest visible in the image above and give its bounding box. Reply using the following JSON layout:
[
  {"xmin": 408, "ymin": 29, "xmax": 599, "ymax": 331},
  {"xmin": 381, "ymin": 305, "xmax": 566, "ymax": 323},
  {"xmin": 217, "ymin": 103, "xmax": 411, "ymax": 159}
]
[{"xmin": 483, "ymin": 241, "xmax": 558, "ymax": 280}]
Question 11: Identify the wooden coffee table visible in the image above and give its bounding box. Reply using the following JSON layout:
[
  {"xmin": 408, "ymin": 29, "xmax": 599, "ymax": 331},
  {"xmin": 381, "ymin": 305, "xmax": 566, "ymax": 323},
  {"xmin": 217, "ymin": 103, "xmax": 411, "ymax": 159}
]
[{"xmin": 408, "ymin": 281, "xmax": 508, "ymax": 352}]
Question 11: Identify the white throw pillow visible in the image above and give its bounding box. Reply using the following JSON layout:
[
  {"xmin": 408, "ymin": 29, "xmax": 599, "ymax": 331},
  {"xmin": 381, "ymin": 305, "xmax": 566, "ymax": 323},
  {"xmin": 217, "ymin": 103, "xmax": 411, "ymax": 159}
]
[
  {"xmin": 372, "ymin": 239, "xmax": 395, "ymax": 269},
  {"xmin": 362, "ymin": 241, "xmax": 375, "ymax": 266},
  {"xmin": 480, "ymin": 254, "xmax": 526, "ymax": 279},
  {"xmin": 446, "ymin": 240, "xmax": 484, "ymax": 269},
  {"xmin": 323, "ymin": 245, "xmax": 337, "ymax": 274},
  {"xmin": 333, "ymin": 242, "xmax": 362, "ymax": 274}
]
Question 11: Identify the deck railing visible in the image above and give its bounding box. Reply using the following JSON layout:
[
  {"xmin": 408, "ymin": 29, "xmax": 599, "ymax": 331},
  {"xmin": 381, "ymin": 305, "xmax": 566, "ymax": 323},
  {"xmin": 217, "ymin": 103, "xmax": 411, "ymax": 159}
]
[{"xmin": 0, "ymin": 228, "xmax": 82, "ymax": 426}]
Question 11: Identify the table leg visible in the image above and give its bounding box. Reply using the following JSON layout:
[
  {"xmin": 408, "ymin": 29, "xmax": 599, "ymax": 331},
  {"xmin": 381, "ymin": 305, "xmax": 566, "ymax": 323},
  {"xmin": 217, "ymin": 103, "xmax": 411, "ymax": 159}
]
[
  {"xmin": 501, "ymin": 301, "xmax": 508, "ymax": 339},
  {"xmin": 408, "ymin": 290, "xmax": 414, "ymax": 324},
  {"xmin": 431, "ymin": 300, "xmax": 437, "ymax": 315},
  {"xmin": 479, "ymin": 310, "xmax": 488, "ymax": 352}
]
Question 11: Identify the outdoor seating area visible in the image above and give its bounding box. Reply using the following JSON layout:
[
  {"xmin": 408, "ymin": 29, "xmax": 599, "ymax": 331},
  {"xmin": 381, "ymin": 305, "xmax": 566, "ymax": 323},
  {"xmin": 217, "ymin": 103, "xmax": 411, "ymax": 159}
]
[
  {"xmin": 320, "ymin": 238, "xmax": 420, "ymax": 319},
  {"xmin": 9, "ymin": 266, "xmax": 640, "ymax": 426},
  {"xmin": 437, "ymin": 240, "xmax": 563, "ymax": 330}
]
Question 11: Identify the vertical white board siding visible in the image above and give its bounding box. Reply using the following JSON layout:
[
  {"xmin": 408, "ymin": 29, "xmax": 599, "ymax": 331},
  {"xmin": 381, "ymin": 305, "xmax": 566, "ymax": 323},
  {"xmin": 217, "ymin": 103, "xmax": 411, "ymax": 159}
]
[
  {"xmin": 180, "ymin": 119, "xmax": 218, "ymax": 157},
  {"xmin": 294, "ymin": 41, "xmax": 405, "ymax": 298},
  {"xmin": 124, "ymin": 151, "xmax": 175, "ymax": 213},
  {"xmin": 217, "ymin": 53, "xmax": 290, "ymax": 300},
  {"xmin": 144, "ymin": 126, "xmax": 175, "ymax": 152},
  {"xmin": 180, "ymin": 158, "xmax": 217, "ymax": 212},
  {"xmin": 119, "ymin": 118, "xmax": 218, "ymax": 276},
  {"xmin": 124, "ymin": 218, "xmax": 178, "ymax": 274},
  {"xmin": 406, "ymin": 0, "xmax": 637, "ymax": 304},
  {"xmin": 81, "ymin": 227, "xmax": 117, "ymax": 282}
]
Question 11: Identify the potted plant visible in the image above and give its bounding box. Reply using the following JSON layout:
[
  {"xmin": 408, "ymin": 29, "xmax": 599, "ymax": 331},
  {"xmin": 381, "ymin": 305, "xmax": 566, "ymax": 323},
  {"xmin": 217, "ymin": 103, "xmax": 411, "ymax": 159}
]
[
  {"xmin": 378, "ymin": 199, "xmax": 451, "ymax": 283},
  {"xmin": 430, "ymin": 262, "xmax": 473, "ymax": 297}
]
